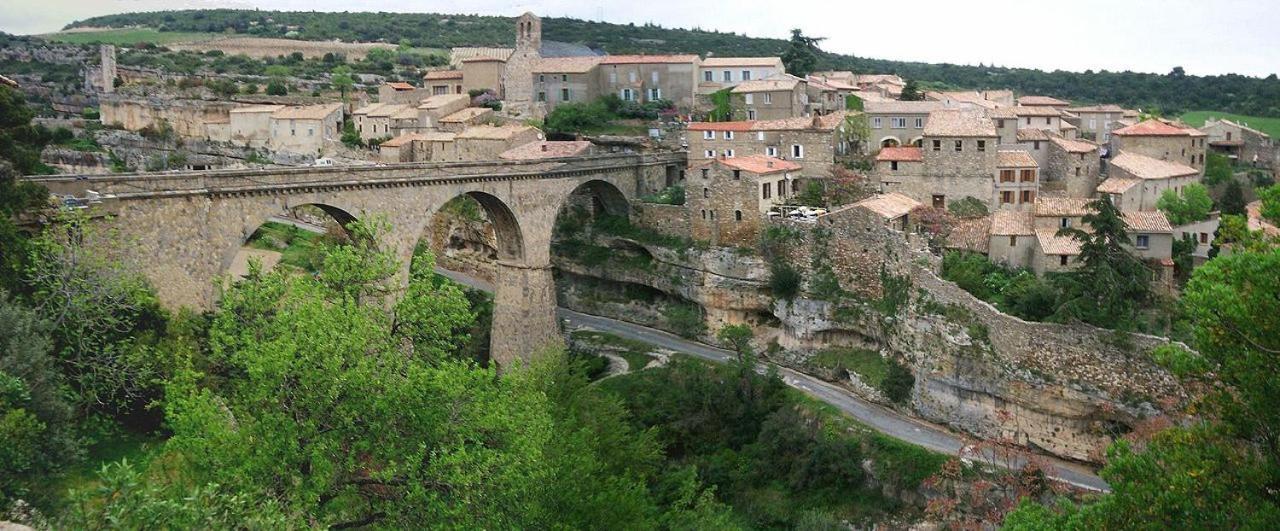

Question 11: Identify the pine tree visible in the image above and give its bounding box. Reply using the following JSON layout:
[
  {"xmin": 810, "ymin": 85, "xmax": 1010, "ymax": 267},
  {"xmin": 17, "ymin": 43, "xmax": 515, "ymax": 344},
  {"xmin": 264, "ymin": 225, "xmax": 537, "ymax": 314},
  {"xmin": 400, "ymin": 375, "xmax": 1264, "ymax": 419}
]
[
  {"xmin": 1220, "ymin": 179, "xmax": 1247, "ymax": 215},
  {"xmin": 900, "ymin": 79, "xmax": 924, "ymax": 101},
  {"xmin": 781, "ymin": 29, "xmax": 824, "ymax": 78},
  {"xmin": 1051, "ymin": 198, "xmax": 1152, "ymax": 329}
]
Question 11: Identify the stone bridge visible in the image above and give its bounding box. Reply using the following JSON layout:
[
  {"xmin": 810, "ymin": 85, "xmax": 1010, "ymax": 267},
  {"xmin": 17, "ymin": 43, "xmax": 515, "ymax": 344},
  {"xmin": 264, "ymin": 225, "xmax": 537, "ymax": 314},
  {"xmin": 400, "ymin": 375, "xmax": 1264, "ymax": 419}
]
[{"xmin": 25, "ymin": 152, "xmax": 687, "ymax": 366}]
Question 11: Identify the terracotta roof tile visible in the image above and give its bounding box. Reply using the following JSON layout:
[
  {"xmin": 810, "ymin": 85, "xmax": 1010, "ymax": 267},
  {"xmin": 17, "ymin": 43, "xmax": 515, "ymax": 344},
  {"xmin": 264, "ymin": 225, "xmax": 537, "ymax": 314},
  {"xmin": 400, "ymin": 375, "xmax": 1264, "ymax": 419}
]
[
  {"xmin": 386, "ymin": 82, "xmax": 416, "ymax": 91},
  {"xmin": 1018, "ymin": 95, "xmax": 1070, "ymax": 106},
  {"xmin": 864, "ymin": 101, "xmax": 946, "ymax": 114},
  {"xmin": 423, "ymin": 70, "xmax": 464, "ymax": 80},
  {"xmin": 1036, "ymin": 228, "xmax": 1082, "ymax": 255},
  {"xmin": 997, "ymin": 150, "xmax": 1038, "ymax": 168},
  {"xmin": 752, "ymin": 111, "xmax": 850, "ymax": 131},
  {"xmin": 1123, "ymin": 211, "xmax": 1173, "ymax": 233},
  {"xmin": 731, "ymin": 74, "xmax": 803, "ymax": 93},
  {"xmin": 876, "ymin": 146, "xmax": 923, "ymax": 162},
  {"xmin": 457, "ymin": 124, "xmax": 539, "ymax": 140},
  {"xmin": 418, "ymin": 93, "xmax": 470, "ymax": 110},
  {"xmin": 854, "ymin": 193, "xmax": 921, "ymax": 219},
  {"xmin": 439, "ymin": 107, "xmax": 492, "ymax": 123},
  {"xmin": 687, "ymin": 121, "xmax": 757, "ymax": 132},
  {"xmin": 230, "ymin": 105, "xmax": 285, "ymax": 114},
  {"xmin": 533, "ymin": 56, "xmax": 602, "ymax": 74},
  {"xmin": 1017, "ymin": 128, "xmax": 1050, "ymax": 141},
  {"xmin": 1110, "ymin": 152, "xmax": 1198, "ymax": 180},
  {"xmin": 701, "ymin": 57, "xmax": 782, "ymax": 67},
  {"xmin": 991, "ymin": 211, "xmax": 1035, "ymax": 235},
  {"xmin": 499, "ymin": 140, "xmax": 592, "ymax": 160},
  {"xmin": 924, "ymin": 110, "xmax": 996, "ymax": 137},
  {"xmin": 270, "ymin": 103, "xmax": 342, "ymax": 120},
  {"xmin": 1035, "ymin": 197, "xmax": 1093, "ymax": 217},
  {"xmin": 1049, "ymin": 136, "xmax": 1099, "ymax": 153},
  {"xmin": 449, "ymin": 47, "xmax": 513, "ymax": 66},
  {"xmin": 948, "ymin": 216, "xmax": 991, "ymax": 253},
  {"xmin": 1113, "ymin": 119, "xmax": 1193, "ymax": 137},
  {"xmin": 1096, "ymin": 177, "xmax": 1141, "ymax": 194},
  {"xmin": 716, "ymin": 154, "xmax": 801, "ymax": 174},
  {"xmin": 599, "ymin": 54, "xmax": 699, "ymax": 65},
  {"xmin": 1067, "ymin": 104, "xmax": 1127, "ymax": 113}
]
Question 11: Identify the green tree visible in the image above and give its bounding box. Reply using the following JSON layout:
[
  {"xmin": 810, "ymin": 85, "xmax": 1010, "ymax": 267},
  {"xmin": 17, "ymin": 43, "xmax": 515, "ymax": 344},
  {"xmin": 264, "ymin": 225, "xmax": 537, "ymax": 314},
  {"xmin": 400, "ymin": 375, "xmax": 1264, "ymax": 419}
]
[
  {"xmin": 0, "ymin": 85, "xmax": 53, "ymax": 175},
  {"xmin": 1259, "ymin": 185, "xmax": 1280, "ymax": 224},
  {"xmin": 781, "ymin": 29, "xmax": 824, "ymax": 77},
  {"xmin": 899, "ymin": 79, "xmax": 924, "ymax": 101},
  {"xmin": 1052, "ymin": 198, "xmax": 1152, "ymax": 329},
  {"xmin": 1156, "ymin": 182, "xmax": 1213, "ymax": 225},
  {"xmin": 264, "ymin": 80, "xmax": 288, "ymax": 96},
  {"xmin": 1220, "ymin": 179, "xmax": 1247, "ymax": 215},
  {"xmin": 1203, "ymin": 151, "xmax": 1233, "ymax": 186},
  {"xmin": 331, "ymin": 65, "xmax": 355, "ymax": 102}
]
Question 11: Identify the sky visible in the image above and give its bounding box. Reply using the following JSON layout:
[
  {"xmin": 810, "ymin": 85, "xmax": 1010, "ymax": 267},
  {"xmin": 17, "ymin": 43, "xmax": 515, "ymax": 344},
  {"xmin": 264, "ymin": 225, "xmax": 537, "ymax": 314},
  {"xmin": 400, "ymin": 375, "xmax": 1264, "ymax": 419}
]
[{"xmin": 2, "ymin": 0, "xmax": 1277, "ymax": 77}]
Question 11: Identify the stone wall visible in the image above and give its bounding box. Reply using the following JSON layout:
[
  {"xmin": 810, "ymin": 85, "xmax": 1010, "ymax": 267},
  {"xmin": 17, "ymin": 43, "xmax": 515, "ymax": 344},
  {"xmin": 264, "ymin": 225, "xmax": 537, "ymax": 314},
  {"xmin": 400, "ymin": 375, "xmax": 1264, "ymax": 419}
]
[
  {"xmin": 633, "ymin": 203, "xmax": 691, "ymax": 240},
  {"xmin": 1046, "ymin": 142, "xmax": 1099, "ymax": 198}
]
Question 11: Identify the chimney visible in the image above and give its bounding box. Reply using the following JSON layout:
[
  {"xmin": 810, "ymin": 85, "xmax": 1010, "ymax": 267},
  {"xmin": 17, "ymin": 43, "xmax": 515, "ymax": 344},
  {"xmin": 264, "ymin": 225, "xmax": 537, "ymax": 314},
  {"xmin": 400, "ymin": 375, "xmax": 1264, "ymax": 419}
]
[{"xmin": 811, "ymin": 114, "xmax": 822, "ymax": 128}]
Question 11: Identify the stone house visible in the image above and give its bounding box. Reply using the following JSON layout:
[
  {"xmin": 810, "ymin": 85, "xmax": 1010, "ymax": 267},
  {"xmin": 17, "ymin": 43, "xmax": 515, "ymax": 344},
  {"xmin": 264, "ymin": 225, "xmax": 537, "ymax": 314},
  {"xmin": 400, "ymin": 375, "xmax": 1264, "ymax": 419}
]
[
  {"xmin": 416, "ymin": 94, "xmax": 471, "ymax": 129},
  {"xmin": 353, "ymin": 103, "xmax": 408, "ymax": 142},
  {"xmin": 864, "ymin": 100, "xmax": 946, "ymax": 149},
  {"xmin": 422, "ymin": 70, "xmax": 465, "ymax": 96},
  {"xmin": 1098, "ymin": 151, "xmax": 1200, "ymax": 211},
  {"xmin": 451, "ymin": 124, "xmax": 543, "ymax": 161},
  {"xmin": 688, "ymin": 155, "xmax": 802, "ymax": 246},
  {"xmin": 805, "ymin": 76, "xmax": 855, "ymax": 116},
  {"xmin": 698, "ymin": 57, "xmax": 785, "ymax": 92},
  {"xmin": 378, "ymin": 82, "xmax": 434, "ymax": 105},
  {"xmin": 377, "ymin": 132, "xmax": 457, "ymax": 163},
  {"xmin": 1013, "ymin": 128, "xmax": 1052, "ymax": 167},
  {"xmin": 686, "ymin": 112, "xmax": 853, "ymax": 180},
  {"xmin": 1200, "ymin": 118, "xmax": 1274, "ymax": 167},
  {"xmin": 1016, "ymin": 95, "xmax": 1070, "ymax": 109},
  {"xmin": 987, "ymin": 198, "xmax": 1173, "ymax": 276},
  {"xmin": 925, "ymin": 90, "xmax": 1004, "ymax": 110},
  {"xmin": 499, "ymin": 140, "xmax": 593, "ymax": 160},
  {"xmin": 533, "ymin": 56, "xmax": 603, "ymax": 113},
  {"xmin": 438, "ymin": 107, "xmax": 495, "ymax": 133},
  {"xmin": 1109, "ymin": 119, "xmax": 1207, "ymax": 171},
  {"xmin": 1173, "ymin": 213, "xmax": 1220, "ymax": 266},
  {"xmin": 994, "ymin": 150, "xmax": 1040, "ymax": 211},
  {"xmin": 853, "ymin": 192, "xmax": 921, "ymax": 231},
  {"xmin": 874, "ymin": 146, "xmax": 924, "ymax": 182},
  {"xmin": 1066, "ymin": 104, "xmax": 1128, "ymax": 142},
  {"xmin": 730, "ymin": 74, "xmax": 809, "ymax": 120},
  {"xmin": 461, "ymin": 57, "xmax": 507, "ymax": 96},
  {"xmin": 597, "ymin": 55, "xmax": 700, "ymax": 110},
  {"xmin": 267, "ymin": 103, "xmax": 344, "ymax": 156},
  {"xmin": 1045, "ymin": 136, "xmax": 1101, "ymax": 197},
  {"xmin": 227, "ymin": 105, "xmax": 282, "ymax": 148},
  {"xmin": 918, "ymin": 109, "xmax": 999, "ymax": 209},
  {"xmin": 990, "ymin": 106, "xmax": 1067, "ymax": 144}
]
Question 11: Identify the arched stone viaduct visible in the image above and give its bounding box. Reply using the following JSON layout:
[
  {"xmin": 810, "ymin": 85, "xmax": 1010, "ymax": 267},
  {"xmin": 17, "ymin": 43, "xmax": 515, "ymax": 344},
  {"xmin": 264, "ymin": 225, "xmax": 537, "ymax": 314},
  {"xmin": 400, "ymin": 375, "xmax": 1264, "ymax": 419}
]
[{"xmin": 27, "ymin": 152, "xmax": 686, "ymax": 366}]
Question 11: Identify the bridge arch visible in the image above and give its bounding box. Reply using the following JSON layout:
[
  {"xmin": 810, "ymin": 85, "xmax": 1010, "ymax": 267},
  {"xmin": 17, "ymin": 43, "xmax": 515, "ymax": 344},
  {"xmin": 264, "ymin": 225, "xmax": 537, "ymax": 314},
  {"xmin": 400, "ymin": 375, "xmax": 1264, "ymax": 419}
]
[
  {"xmin": 223, "ymin": 201, "xmax": 361, "ymax": 279},
  {"xmin": 559, "ymin": 178, "xmax": 632, "ymax": 220}
]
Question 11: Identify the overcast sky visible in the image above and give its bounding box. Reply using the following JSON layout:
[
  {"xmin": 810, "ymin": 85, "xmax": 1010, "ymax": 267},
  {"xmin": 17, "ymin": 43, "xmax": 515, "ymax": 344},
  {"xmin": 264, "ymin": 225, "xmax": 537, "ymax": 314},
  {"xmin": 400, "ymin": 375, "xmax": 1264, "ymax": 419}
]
[{"xmin": 2, "ymin": 0, "xmax": 1277, "ymax": 77}]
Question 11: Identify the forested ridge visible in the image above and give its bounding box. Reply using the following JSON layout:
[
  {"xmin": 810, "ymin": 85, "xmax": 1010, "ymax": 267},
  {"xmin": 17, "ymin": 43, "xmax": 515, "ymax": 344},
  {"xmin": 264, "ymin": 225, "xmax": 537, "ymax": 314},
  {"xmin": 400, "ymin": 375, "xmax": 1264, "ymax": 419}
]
[{"xmin": 64, "ymin": 9, "xmax": 1280, "ymax": 117}]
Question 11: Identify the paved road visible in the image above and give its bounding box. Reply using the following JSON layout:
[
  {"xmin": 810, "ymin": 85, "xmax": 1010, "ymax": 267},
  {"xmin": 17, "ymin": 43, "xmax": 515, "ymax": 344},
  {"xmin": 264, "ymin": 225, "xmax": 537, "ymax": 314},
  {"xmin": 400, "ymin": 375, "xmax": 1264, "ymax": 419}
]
[{"xmin": 434, "ymin": 267, "xmax": 1110, "ymax": 492}]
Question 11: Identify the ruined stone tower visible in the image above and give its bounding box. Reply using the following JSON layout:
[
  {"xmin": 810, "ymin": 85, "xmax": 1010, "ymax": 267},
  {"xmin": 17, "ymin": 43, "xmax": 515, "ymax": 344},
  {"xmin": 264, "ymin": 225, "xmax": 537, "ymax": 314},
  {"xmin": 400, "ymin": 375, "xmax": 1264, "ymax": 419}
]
[
  {"xmin": 503, "ymin": 12, "xmax": 541, "ymax": 116},
  {"xmin": 100, "ymin": 44, "xmax": 117, "ymax": 93}
]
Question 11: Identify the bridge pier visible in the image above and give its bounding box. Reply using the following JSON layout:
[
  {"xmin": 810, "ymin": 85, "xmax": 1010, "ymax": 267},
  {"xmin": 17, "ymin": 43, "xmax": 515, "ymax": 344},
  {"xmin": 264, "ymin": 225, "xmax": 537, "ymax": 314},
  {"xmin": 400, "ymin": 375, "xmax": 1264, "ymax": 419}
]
[{"xmin": 490, "ymin": 260, "xmax": 564, "ymax": 368}]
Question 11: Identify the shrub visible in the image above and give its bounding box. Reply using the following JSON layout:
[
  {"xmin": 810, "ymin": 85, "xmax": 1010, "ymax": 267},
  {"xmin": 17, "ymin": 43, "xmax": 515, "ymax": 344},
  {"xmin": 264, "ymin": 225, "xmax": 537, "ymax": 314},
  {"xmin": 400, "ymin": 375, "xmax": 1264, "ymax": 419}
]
[
  {"xmin": 769, "ymin": 261, "xmax": 802, "ymax": 301},
  {"xmin": 1156, "ymin": 183, "xmax": 1213, "ymax": 225},
  {"xmin": 1259, "ymin": 185, "xmax": 1280, "ymax": 225},
  {"xmin": 640, "ymin": 186, "xmax": 685, "ymax": 205},
  {"xmin": 265, "ymin": 80, "xmax": 288, "ymax": 96},
  {"xmin": 947, "ymin": 196, "xmax": 989, "ymax": 218},
  {"xmin": 544, "ymin": 100, "xmax": 613, "ymax": 133},
  {"xmin": 81, "ymin": 107, "xmax": 100, "ymax": 120},
  {"xmin": 663, "ymin": 303, "xmax": 706, "ymax": 339},
  {"xmin": 1000, "ymin": 272, "xmax": 1058, "ymax": 321},
  {"xmin": 881, "ymin": 360, "xmax": 915, "ymax": 403}
]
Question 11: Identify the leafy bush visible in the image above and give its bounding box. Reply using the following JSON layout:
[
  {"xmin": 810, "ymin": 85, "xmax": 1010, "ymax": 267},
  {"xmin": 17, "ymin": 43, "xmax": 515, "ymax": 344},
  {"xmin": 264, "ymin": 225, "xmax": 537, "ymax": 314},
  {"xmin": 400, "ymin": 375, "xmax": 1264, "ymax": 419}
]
[
  {"xmin": 640, "ymin": 186, "xmax": 685, "ymax": 205},
  {"xmin": 1259, "ymin": 185, "xmax": 1280, "ymax": 225},
  {"xmin": 881, "ymin": 360, "xmax": 915, "ymax": 403},
  {"xmin": 1157, "ymin": 183, "xmax": 1213, "ymax": 225},
  {"xmin": 769, "ymin": 261, "xmax": 802, "ymax": 301},
  {"xmin": 264, "ymin": 80, "xmax": 288, "ymax": 96},
  {"xmin": 544, "ymin": 99, "xmax": 614, "ymax": 133},
  {"xmin": 947, "ymin": 196, "xmax": 989, "ymax": 219},
  {"xmin": 663, "ymin": 303, "xmax": 706, "ymax": 339}
]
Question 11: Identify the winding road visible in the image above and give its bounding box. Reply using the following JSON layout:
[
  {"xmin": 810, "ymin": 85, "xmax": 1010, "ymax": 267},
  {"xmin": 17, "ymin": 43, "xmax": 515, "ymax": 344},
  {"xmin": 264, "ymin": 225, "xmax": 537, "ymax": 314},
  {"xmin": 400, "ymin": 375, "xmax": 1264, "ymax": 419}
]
[{"xmin": 433, "ymin": 267, "xmax": 1111, "ymax": 492}]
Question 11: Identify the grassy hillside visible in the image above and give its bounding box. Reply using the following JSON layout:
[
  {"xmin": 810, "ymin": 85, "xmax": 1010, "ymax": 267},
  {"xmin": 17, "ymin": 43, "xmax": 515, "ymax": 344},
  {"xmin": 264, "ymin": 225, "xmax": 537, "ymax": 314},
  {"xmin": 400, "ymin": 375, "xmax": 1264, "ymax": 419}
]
[
  {"xmin": 42, "ymin": 27, "xmax": 218, "ymax": 45},
  {"xmin": 60, "ymin": 9, "xmax": 1280, "ymax": 118},
  {"xmin": 1180, "ymin": 111, "xmax": 1280, "ymax": 139}
]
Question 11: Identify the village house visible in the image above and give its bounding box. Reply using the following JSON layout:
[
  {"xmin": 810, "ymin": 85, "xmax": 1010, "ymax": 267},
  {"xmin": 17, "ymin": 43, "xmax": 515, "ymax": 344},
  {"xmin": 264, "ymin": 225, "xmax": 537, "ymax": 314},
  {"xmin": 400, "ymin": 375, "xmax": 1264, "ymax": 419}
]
[
  {"xmin": 267, "ymin": 103, "xmax": 344, "ymax": 156},
  {"xmin": 852, "ymin": 192, "xmax": 922, "ymax": 231},
  {"xmin": 437, "ymin": 107, "xmax": 495, "ymax": 133},
  {"xmin": 451, "ymin": 124, "xmax": 543, "ymax": 161},
  {"xmin": 1109, "ymin": 119, "xmax": 1207, "ymax": 171},
  {"xmin": 378, "ymin": 82, "xmax": 434, "ymax": 105},
  {"xmin": 990, "ymin": 106, "xmax": 1070, "ymax": 144},
  {"xmin": 416, "ymin": 94, "xmax": 471, "ymax": 129},
  {"xmin": 730, "ymin": 74, "xmax": 809, "ymax": 120},
  {"xmin": 1200, "ymin": 118, "xmax": 1274, "ymax": 167},
  {"xmin": 994, "ymin": 150, "xmax": 1040, "ymax": 211},
  {"xmin": 533, "ymin": 56, "xmax": 603, "ymax": 113},
  {"xmin": 987, "ymin": 197, "xmax": 1174, "ymax": 277},
  {"xmin": 596, "ymin": 54, "xmax": 701, "ymax": 110},
  {"xmin": 1016, "ymin": 95, "xmax": 1071, "ymax": 110},
  {"xmin": 1065, "ymin": 104, "xmax": 1128, "ymax": 142},
  {"xmin": 377, "ymin": 131, "xmax": 457, "ymax": 163},
  {"xmin": 925, "ymin": 90, "xmax": 1004, "ymax": 110},
  {"xmin": 688, "ymin": 155, "xmax": 802, "ymax": 246},
  {"xmin": 461, "ymin": 57, "xmax": 507, "ymax": 97},
  {"xmin": 685, "ymin": 112, "xmax": 852, "ymax": 180},
  {"xmin": 226, "ymin": 105, "xmax": 282, "ymax": 148},
  {"xmin": 698, "ymin": 57, "xmax": 785, "ymax": 91},
  {"xmin": 919, "ymin": 109, "xmax": 999, "ymax": 209},
  {"xmin": 422, "ymin": 70, "xmax": 465, "ymax": 96},
  {"xmin": 864, "ymin": 100, "xmax": 946, "ymax": 149},
  {"xmin": 804, "ymin": 76, "xmax": 856, "ymax": 116},
  {"xmin": 353, "ymin": 102, "xmax": 405, "ymax": 142},
  {"xmin": 1097, "ymin": 151, "xmax": 1200, "ymax": 211},
  {"xmin": 499, "ymin": 140, "xmax": 594, "ymax": 160},
  {"xmin": 1044, "ymin": 135, "xmax": 1101, "ymax": 197}
]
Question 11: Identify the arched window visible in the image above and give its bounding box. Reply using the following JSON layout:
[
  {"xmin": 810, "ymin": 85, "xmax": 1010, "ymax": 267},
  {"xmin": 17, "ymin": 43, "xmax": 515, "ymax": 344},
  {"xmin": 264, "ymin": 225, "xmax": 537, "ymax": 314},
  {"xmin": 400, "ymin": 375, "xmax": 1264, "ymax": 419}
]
[
  {"xmin": 703, "ymin": 188, "xmax": 710, "ymax": 198},
  {"xmin": 701, "ymin": 209, "xmax": 707, "ymax": 219},
  {"xmin": 735, "ymin": 210, "xmax": 743, "ymax": 221}
]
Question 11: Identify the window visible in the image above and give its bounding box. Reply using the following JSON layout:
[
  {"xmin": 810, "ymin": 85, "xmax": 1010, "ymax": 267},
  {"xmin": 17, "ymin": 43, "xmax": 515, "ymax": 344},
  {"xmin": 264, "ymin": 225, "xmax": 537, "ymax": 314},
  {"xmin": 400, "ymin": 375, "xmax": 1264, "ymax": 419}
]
[
  {"xmin": 1045, "ymin": 117, "xmax": 1052, "ymax": 125},
  {"xmin": 763, "ymin": 93, "xmax": 772, "ymax": 104},
  {"xmin": 757, "ymin": 132, "xmax": 765, "ymax": 141},
  {"xmin": 648, "ymin": 88, "xmax": 661, "ymax": 100},
  {"xmin": 701, "ymin": 209, "xmax": 707, "ymax": 220},
  {"xmin": 1000, "ymin": 170, "xmax": 1015, "ymax": 182},
  {"xmin": 891, "ymin": 161, "xmax": 899, "ymax": 171},
  {"xmin": 766, "ymin": 146, "xmax": 778, "ymax": 157},
  {"xmin": 539, "ymin": 74, "xmax": 545, "ymax": 82},
  {"xmin": 915, "ymin": 117, "xmax": 924, "ymax": 128},
  {"xmin": 432, "ymin": 86, "xmax": 448, "ymax": 96},
  {"xmin": 997, "ymin": 119, "xmax": 1006, "ymax": 128},
  {"xmin": 747, "ymin": 110, "xmax": 757, "ymax": 120},
  {"xmin": 954, "ymin": 140, "xmax": 963, "ymax": 152},
  {"xmin": 537, "ymin": 91, "xmax": 546, "ymax": 102},
  {"xmin": 1033, "ymin": 141, "xmax": 1042, "ymax": 150},
  {"xmin": 891, "ymin": 117, "xmax": 907, "ymax": 128},
  {"xmin": 1025, "ymin": 117, "xmax": 1032, "ymax": 125},
  {"xmin": 308, "ymin": 128, "xmax": 313, "ymax": 136},
  {"xmin": 703, "ymin": 188, "xmax": 710, "ymax": 198},
  {"xmin": 701, "ymin": 168, "xmax": 709, "ymax": 178},
  {"xmin": 1199, "ymin": 232, "xmax": 1208, "ymax": 244},
  {"xmin": 762, "ymin": 182, "xmax": 771, "ymax": 199},
  {"xmin": 1009, "ymin": 235, "xmax": 1017, "ymax": 246},
  {"xmin": 562, "ymin": 74, "xmax": 568, "ymax": 82},
  {"xmin": 723, "ymin": 149, "xmax": 735, "ymax": 157},
  {"xmin": 791, "ymin": 144, "xmax": 804, "ymax": 158},
  {"xmin": 777, "ymin": 180, "xmax": 786, "ymax": 198},
  {"xmin": 1001, "ymin": 191, "xmax": 1014, "ymax": 204},
  {"xmin": 628, "ymin": 71, "xmax": 637, "ymax": 83},
  {"xmin": 561, "ymin": 88, "xmax": 570, "ymax": 101},
  {"xmin": 742, "ymin": 70, "xmax": 751, "ymax": 81},
  {"xmin": 1075, "ymin": 167, "xmax": 1081, "ymax": 177},
  {"xmin": 1089, "ymin": 119, "xmax": 1096, "ymax": 129},
  {"xmin": 792, "ymin": 180, "xmax": 799, "ymax": 193},
  {"xmin": 621, "ymin": 88, "xmax": 635, "ymax": 101},
  {"xmin": 703, "ymin": 130, "xmax": 714, "ymax": 140},
  {"xmin": 1020, "ymin": 190, "xmax": 1034, "ymax": 203},
  {"xmin": 1020, "ymin": 169, "xmax": 1035, "ymax": 182},
  {"xmin": 735, "ymin": 210, "xmax": 743, "ymax": 221},
  {"xmin": 732, "ymin": 170, "xmax": 741, "ymax": 180},
  {"xmin": 932, "ymin": 195, "xmax": 945, "ymax": 208},
  {"xmin": 723, "ymin": 71, "xmax": 732, "ymax": 82},
  {"xmin": 977, "ymin": 140, "xmax": 986, "ymax": 152},
  {"xmin": 932, "ymin": 139, "xmax": 942, "ymax": 151},
  {"xmin": 710, "ymin": 211, "xmax": 715, "ymax": 220},
  {"xmin": 358, "ymin": 124, "xmax": 363, "ymax": 133},
  {"xmin": 872, "ymin": 117, "xmax": 883, "ymax": 128},
  {"xmin": 1135, "ymin": 234, "xmax": 1150, "ymax": 249},
  {"xmin": 1060, "ymin": 217, "xmax": 1071, "ymax": 228},
  {"xmin": 1060, "ymin": 255, "xmax": 1069, "ymax": 266},
  {"xmin": 704, "ymin": 71, "xmax": 713, "ymax": 82},
  {"xmin": 704, "ymin": 150, "xmax": 715, "ymax": 158},
  {"xmin": 745, "ymin": 94, "xmax": 754, "ymax": 104}
]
